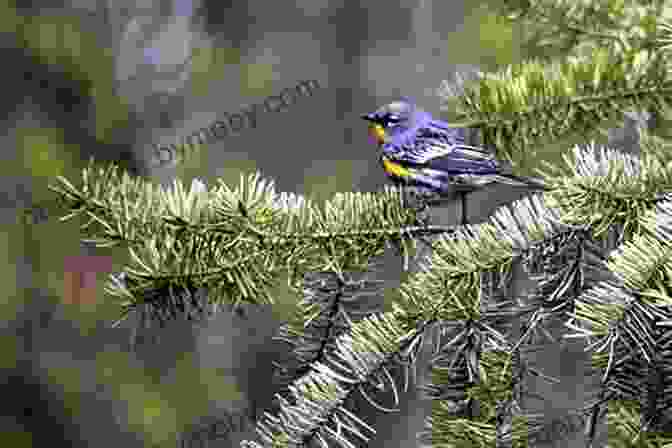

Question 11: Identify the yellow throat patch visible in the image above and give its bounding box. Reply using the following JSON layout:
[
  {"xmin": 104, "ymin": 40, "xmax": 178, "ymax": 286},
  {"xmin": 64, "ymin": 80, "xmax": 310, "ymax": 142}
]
[{"xmin": 368, "ymin": 124, "xmax": 388, "ymax": 144}]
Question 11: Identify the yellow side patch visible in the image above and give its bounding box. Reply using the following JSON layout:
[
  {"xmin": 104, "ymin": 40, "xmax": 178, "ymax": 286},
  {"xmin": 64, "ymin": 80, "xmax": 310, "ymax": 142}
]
[{"xmin": 382, "ymin": 158, "xmax": 411, "ymax": 177}]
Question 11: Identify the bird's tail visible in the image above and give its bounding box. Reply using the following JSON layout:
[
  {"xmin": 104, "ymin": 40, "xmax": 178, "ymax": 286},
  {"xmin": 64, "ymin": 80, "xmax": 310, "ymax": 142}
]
[
  {"xmin": 495, "ymin": 173, "xmax": 551, "ymax": 190},
  {"xmin": 496, "ymin": 160, "xmax": 551, "ymax": 190}
]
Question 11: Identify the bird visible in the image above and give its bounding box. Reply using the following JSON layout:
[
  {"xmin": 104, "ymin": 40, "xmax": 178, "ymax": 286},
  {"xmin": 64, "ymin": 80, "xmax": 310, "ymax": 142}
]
[{"xmin": 361, "ymin": 98, "xmax": 549, "ymax": 225}]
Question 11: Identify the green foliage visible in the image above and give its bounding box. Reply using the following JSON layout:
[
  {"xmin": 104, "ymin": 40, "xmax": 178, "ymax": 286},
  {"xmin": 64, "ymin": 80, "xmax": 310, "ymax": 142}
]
[
  {"xmin": 0, "ymin": 231, "xmax": 20, "ymax": 324},
  {"xmin": 95, "ymin": 349, "xmax": 243, "ymax": 447},
  {"xmin": 0, "ymin": 334, "xmax": 18, "ymax": 370},
  {"xmin": 1, "ymin": 428, "xmax": 32, "ymax": 448},
  {"xmin": 11, "ymin": 9, "xmax": 130, "ymax": 143},
  {"xmin": 474, "ymin": 6, "xmax": 521, "ymax": 68},
  {"xmin": 89, "ymin": 81, "xmax": 132, "ymax": 143},
  {"xmin": 0, "ymin": 0, "xmax": 21, "ymax": 34},
  {"xmin": 17, "ymin": 127, "xmax": 69, "ymax": 179},
  {"xmin": 239, "ymin": 61, "xmax": 276, "ymax": 99},
  {"xmin": 188, "ymin": 43, "xmax": 277, "ymax": 100},
  {"xmin": 189, "ymin": 45, "xmax": 241, "ymax": 97}
]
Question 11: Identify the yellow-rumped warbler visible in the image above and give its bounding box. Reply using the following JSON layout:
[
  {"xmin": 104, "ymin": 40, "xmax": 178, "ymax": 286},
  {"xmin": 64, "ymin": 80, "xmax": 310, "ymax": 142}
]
[{"xmin": 362, "ymin": 98, "xmax": 549, "ymax": 225}]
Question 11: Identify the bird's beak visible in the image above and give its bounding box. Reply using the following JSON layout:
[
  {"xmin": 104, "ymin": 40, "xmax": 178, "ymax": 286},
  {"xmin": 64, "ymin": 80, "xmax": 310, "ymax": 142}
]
[{"xmin": 361, "ymin": 113, "xmax": 376, "ymax": 122}]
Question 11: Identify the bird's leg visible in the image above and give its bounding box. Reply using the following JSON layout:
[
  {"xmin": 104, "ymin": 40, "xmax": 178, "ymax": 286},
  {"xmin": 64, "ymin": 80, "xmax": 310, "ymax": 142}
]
[
  {"xmin": 460, "ymin": 191, "xmax": 468, "ymax": 226},
  {"xmin": 403, "ymin": 188, "xmax": 431, "ymax": 227}
]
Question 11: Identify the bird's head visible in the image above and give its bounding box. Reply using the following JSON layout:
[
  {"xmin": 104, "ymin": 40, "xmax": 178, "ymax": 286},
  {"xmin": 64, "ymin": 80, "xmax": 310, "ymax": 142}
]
[{"xmin": 361, "ymin": 98, "xmax": 420, "ymax": 145}]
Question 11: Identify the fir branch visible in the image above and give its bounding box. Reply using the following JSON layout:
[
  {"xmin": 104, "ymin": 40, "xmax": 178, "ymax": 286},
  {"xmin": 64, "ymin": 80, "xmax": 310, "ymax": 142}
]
[
  {"xmin": 241, "ymin": 313, "xmax": 424, "ymax": 448},
  {"xmin": 559, "ymin": 198, "xmax": 672, "ymax": 444},
  {"xmin": 539, "ymin": 142, "xmax": 672, "ymax": 242},
  {"xmin": 271, "ymin": 269, "xmax": 389, "ymax": 409},
  {"xmin": 501, "ymin": 0, "xmax": 671, "ymax": 54},
  {"xmin": 387, "ymin": 150, "xmax": 672, "ymax": 445},
  {"xmin": 438, "ymin": 46, "xmax": 672, "ymax": 165},
  {"xmin": 658, "ymin": 19, "xmax": 672, "ymax": 52},
  {"xmin": 393, "ymin": 193, "xmax": 578, "ymax": 327},
  {"xmin": 47, "ymin": 157, "xmax": 171, "ymax": 247},
  {"xmin": 55, "ymin": 167, "xmax": 459, "ymax": 328},
  {"xmin": 53, "ymin": 138, "xmax": 672, "ymax": 446},
  {"xmin": 179, "ymin": 408, "xmax": 254, "ymax": 448}
]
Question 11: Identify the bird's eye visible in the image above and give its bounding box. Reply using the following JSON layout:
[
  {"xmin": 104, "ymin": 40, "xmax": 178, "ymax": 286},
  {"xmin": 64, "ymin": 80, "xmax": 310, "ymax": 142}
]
[{"xmin": 386, "ymin": 115, "xmax": 400, "ymax": 125}]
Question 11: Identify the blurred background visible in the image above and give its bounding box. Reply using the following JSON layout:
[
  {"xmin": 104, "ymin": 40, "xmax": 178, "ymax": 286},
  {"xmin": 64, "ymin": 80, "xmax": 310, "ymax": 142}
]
[{"xmin": 0, "ymin": 0, "xmax": 653, "ymax": 446}]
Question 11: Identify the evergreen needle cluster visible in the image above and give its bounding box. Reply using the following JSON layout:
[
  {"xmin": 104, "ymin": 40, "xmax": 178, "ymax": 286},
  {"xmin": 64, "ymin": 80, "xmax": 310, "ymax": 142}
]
[{"xmin": 41, "ymin": 0, "xmax": 672, "ymax": 446}]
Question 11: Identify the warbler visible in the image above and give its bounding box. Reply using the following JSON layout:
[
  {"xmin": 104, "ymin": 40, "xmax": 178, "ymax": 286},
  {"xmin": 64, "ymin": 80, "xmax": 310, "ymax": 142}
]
[{"xmin": 361, "ymin": 99, "xmax": 549, "ymax": 225}]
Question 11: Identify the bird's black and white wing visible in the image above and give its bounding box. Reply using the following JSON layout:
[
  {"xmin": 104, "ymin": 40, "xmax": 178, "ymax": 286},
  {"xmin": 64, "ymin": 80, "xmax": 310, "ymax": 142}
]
[{"xmin": 386, "ymin": 125, "xmax": 497, "ymax": 166}]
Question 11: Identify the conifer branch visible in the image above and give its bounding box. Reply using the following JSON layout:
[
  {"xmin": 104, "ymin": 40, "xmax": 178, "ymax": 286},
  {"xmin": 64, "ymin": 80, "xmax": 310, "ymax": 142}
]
[{"xmin": 438, "ymin": 45, "xmax": 672, "ymax": 166}]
